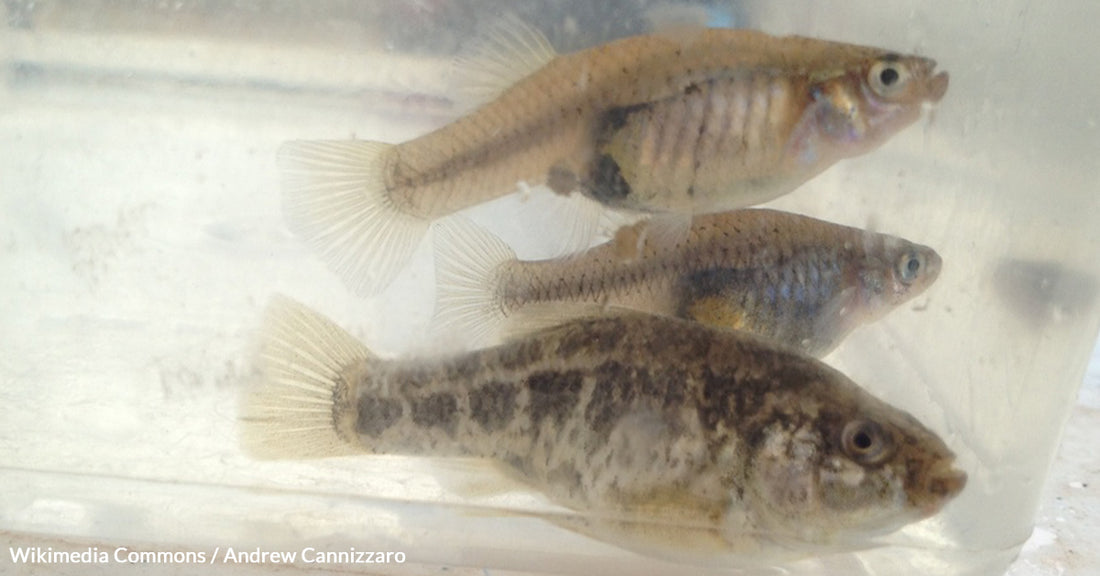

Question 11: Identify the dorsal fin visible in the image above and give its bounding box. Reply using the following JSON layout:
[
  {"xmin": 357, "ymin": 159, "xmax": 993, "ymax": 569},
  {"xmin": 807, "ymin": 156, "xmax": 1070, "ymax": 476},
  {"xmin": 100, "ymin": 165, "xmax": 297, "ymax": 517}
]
[{"xmin": 450, "ymin": 15, "xmax": 558, "ymax": 108}]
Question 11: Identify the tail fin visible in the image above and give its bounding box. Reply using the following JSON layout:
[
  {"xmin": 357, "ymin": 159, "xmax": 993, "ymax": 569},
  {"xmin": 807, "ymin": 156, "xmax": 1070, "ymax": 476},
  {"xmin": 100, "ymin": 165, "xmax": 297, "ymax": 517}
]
[
  {"xmin": 431, "ymin": 216, "xmax": 517, "ymax": 347},
  {"xmin": 278, "ymin": 140, "xmax": 430, "ymax": 296},
  {"xmin": 240, "ymin": 294, "xmax": 374, "ymax": 459}
]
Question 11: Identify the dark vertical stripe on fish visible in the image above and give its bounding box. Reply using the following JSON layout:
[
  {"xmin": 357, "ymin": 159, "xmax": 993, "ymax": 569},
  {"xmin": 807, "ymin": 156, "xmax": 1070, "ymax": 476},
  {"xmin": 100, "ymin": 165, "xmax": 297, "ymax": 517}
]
[
  {"xmin": 681, "ymin": 84, "xmax": 710, "ymax": 195},
  {"xmin": 588, "ymin": 154, "xmax": 634, "ymax": 204},
  {"xmin": 731, "ymin": 74, "xmax": 751, "ymax": 161},
  {"xmin": 692, "ymin": 79, "xmax": 720, "ymax": 174}
]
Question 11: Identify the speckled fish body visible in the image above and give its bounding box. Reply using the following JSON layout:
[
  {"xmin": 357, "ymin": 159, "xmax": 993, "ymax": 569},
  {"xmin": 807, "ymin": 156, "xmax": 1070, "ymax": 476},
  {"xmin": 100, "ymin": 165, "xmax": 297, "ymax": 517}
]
[
  {"xmin": 243, "ymin": 297, "xmax": 966, "ymax": 564},
  {"xmin": 277, "ymin": 24, "xmax": 949, "ymax": 295},
  {"xmin": 434, "ymin": 209, "xmax": 942, "ymax": 356}
]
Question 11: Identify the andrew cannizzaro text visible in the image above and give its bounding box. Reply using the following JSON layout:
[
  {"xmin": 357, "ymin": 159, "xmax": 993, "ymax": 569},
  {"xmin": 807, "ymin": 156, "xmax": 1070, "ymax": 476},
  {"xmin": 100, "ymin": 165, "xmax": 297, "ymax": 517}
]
[{"xmin": 9, "ymin": 546, "xmax": 407, "ymax": 565}]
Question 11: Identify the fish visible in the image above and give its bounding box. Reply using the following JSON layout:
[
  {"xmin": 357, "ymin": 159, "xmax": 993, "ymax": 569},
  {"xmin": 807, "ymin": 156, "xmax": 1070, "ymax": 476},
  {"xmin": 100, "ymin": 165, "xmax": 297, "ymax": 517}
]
[
  {"xmin": 241, "ymin": 295, "xmax": 966, "ymax": 565},
  {"xmin": 278, "ymin": 21, "xmax": 949, "ymax": 295},
  {"xmin": 432, "ymin": 209, "xmax": 942, "ymax": 356}
]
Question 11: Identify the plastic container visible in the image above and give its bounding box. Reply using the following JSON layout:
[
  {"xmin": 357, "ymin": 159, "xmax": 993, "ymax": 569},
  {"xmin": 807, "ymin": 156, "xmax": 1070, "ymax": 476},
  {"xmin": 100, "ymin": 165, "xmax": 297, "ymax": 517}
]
[{"xmin": 2, "ymin": 1, "xmax": 1097, "ymax": 574}]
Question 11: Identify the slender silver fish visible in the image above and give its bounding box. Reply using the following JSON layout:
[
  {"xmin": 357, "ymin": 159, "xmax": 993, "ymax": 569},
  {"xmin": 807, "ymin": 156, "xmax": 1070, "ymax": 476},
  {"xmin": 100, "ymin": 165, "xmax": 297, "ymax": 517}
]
[
  {"xmin": 242, "ymin": 296, "xmax": 965, "ymax": 565},
  {"xmin": 433, "ymin": 209, "xmax": 942, "ymax": 356},
  {"xmin": 279, "ymin": 21, "xmax": 949, "ymax": 294}
]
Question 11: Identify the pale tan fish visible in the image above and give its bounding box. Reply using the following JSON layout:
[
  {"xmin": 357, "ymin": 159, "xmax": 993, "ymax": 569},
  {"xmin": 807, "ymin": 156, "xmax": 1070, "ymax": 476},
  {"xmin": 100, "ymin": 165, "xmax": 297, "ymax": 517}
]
[
  {"xmin": 279, "ymin": 22, "xmax": 949, "ymax": 294},
  {"xmin": 432, "ymin": 209, "xmax": 942, "ymax": 356},
  {"xmin": 242, "ymin": 296, "xmax": 965, "ymax": 565}
]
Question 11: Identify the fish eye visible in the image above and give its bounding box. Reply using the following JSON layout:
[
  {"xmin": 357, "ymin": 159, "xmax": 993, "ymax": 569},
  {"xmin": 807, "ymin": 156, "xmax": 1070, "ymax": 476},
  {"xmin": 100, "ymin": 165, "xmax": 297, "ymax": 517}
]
[
  {"xmin": 880, "ymin": 67, "xmax": 900, "ymax": 86},
  {"xmin": 869, "ymin": 60, "xmax": 911, "ymax": 97},
  {"xmin": 842, "ymin": 420, "xmax": 893, "ymax": 465},
  {"xmin": 897, "ymin": 252, "xmax": 923, "ymax": 284}
]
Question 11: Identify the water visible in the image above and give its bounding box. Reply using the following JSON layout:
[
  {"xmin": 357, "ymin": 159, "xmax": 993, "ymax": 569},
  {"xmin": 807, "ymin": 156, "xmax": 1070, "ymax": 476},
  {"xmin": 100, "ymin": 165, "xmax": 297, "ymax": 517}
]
[{"xmin": 1, "ymin": 1, "xmax": 1098, "ymax": 574}]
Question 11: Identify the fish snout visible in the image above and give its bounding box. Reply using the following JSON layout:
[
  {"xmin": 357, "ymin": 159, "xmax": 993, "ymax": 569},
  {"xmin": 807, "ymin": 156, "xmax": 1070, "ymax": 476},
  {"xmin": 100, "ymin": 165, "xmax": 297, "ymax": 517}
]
[
  {"xmin": 923, "ymin": 247, "xmax": 944, "ymax": 284},
  {"xmin": 930, "ymin": 465, "xmax": 967, "ymax": 498},
  {"xmin": 917, "ymin": 58, "xmax": 950, "ymax": 102},
  {"xmin": 915, "ymin": 56, "xmax": 950, "ymax": 102},
  {"xmin": 919, "ymin": 461, "xmax": 967, "ymax": 515},
  {"xmin": 928, "ymin": 71, "xmax": 950, "ymax": 102}
]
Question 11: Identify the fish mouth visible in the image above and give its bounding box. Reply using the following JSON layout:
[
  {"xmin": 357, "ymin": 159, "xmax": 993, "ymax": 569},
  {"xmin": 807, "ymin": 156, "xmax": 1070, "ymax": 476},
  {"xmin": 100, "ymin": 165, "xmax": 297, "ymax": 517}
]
[
  {"xmin": 923, "ymin": 247, "xmax": 944, "ymax": 284},
  {"xmin": 917, "ymin": 461, "xmax": 967, "ymax": 516},
  {"xmin": 921, "ymin": 59, "xmax": 950, "ymax": 102}
]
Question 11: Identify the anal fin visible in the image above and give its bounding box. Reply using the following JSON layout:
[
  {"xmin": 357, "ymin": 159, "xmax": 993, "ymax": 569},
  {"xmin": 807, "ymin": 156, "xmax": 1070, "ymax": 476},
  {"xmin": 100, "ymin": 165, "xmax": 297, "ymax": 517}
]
[
  {"xmin": 497, "ymin": 302, "xmax": 608, "ymax": 343},
  {"xmin": 643, "ymin": 213, "xmax": 694, "ymax": 251}
]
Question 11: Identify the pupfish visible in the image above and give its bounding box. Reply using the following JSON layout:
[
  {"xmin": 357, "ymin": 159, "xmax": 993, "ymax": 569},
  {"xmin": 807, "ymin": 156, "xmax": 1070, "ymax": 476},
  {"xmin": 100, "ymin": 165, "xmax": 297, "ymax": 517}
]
[
  {"xmin": 432, "ymin": 209, "xmax": 941, "ymax": 356},
  {"xmin": 278, "ymin": 22, "xmax": 949, "ymax": 294},
  {"xmin": 242, "ymin": 296, "xmax": 965, "ymax": 565}
]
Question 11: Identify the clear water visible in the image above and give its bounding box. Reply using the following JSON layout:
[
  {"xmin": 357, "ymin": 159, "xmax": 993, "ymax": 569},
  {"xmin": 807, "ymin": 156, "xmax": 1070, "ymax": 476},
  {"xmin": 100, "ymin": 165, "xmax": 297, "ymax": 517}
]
[{"xmin": 1, "ymin": 1, "xmax": 1097, "ymax": 574}]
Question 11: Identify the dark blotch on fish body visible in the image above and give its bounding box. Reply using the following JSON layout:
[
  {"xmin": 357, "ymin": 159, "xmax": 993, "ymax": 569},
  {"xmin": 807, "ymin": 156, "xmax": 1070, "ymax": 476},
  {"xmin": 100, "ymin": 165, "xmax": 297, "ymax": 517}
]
[
  {"xmin": 469, "ymin": 381, "xmax": 519, "ymax": 433},
  {"xmin": 586, "ymin": 361, "xmax": 641, "ymax": 440},
  {"xmin": 699, "ymin": 367, "xmax": 743, "ymax": 430},
  {"xmin": 587, "ymin": 154, "xmax": 635, "ymax": 204},
  {"xmin": 496, "ymin": 339, "xmax": 547, "ymax": 371},
  {"xmin": 357, "ymin": 396, "xmax": 404, "ymax": 438},
  {"xmin": 601, "ymin": 103, "xmax": 649, "ymax": 134},
  {"xmin": 527, "ymin": 369, "xmax": 584, "ymax": 427},
  {"xmin": 584, "ymin": 103, "xmax": 652, "ymax": 204},
  {"xmin": 554, "ymin": 322, "xmax": 621, "ymax": 358},
  {"xmin": 447, "ymin": 354, "xmax": 483, "ymax": 380},
  {"xmin": 676, "ymin": 268, "xmax": 746, "ymax": 316},
  {"xmin": 411, "ymin": 392, "xmax": 459, "ymax": 437}
]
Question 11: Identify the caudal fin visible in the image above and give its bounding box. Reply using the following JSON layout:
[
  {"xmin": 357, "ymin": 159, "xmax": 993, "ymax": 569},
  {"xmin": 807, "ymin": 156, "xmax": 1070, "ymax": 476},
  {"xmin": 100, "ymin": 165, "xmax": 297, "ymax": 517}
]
[
  {"xmin": 431, "ymin": 216, "xmax": 517, "ymax": 347},
  {"xmin": 240, "ymin": 294, "xmax": 374, "ymax": 459},
  {"xmin": 278, "ymin": 140, "xmax": 430, "ymax": 296},
  {"xmin": 433, "ymin": 216, "xmax": 622, "ymax": 346}
]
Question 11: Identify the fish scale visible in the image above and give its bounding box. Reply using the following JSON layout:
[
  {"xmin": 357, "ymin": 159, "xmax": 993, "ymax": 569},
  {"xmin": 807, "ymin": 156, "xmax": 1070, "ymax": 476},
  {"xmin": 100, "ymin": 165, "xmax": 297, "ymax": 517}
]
[
  {"xmin": 243, "ymin": 296, "xmax": 966, "ymax": 564},
  {"xmin": 435, "ymin": 209, "xmax": 941, "ymax": 356},
  {"xmin": 598, "ymin": 71, "xmax": 797, "ymax": 212}
]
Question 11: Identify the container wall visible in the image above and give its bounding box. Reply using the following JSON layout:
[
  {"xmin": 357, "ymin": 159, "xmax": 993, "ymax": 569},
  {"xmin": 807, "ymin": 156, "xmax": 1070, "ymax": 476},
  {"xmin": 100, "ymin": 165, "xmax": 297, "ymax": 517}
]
[{"xmin": 1, "ymin": 1, "xmax": 1097, "ymax": 575}]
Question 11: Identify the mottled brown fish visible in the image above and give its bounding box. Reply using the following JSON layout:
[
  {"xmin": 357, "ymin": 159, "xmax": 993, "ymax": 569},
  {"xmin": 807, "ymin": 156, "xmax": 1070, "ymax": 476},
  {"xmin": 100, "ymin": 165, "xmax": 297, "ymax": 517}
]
[
  {"xmin": 433, "ymin": 209, "xmax": 942, "ymax": 356},
  {"xmin": 242, "ymin": 296, "xmax": 965, "ymax": 564},
  {"xmin": 279, "ymin": 22, "xmax": 949, "ymax": 294}
]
